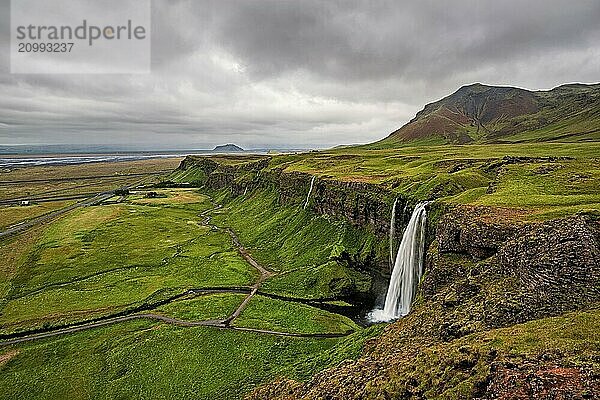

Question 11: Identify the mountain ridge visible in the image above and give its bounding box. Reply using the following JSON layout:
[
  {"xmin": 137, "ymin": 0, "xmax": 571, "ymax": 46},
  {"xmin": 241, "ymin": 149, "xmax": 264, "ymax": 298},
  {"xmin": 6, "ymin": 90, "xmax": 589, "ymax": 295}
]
[
  {"xmin": 383, "ymin": 82, "xmax": 600, "ymax": 145},
  {"xmin": 212, "ymin": 144, "xmax": 244, "ymax": 152}
]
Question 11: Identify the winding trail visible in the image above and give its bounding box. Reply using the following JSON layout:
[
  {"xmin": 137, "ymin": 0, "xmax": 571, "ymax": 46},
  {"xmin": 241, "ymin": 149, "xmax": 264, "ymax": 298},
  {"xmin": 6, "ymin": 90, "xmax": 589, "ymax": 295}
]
[
  {"xmin": 0, "ymin": 313, "xmax": 350, "ymax": 346},
  {"xmin": 199, "ymin": 204, "xmax": 274, "ymax": 326},
  {"xmin": 0, "ymin": 201, "xmax": 354, "ymax": 346}
]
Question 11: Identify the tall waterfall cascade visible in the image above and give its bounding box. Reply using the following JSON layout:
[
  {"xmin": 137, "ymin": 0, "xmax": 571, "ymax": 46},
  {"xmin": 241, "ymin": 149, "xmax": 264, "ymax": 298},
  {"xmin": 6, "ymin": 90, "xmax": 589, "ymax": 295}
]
[
  {"xmin": 389, "ymin": 198, "xmax": 399, "ymax": 269},
  {"xmin": 303, "ymin": 176, "xmax": 316, "ymax": 209},
  {"xmin": 370, "ymin": 202, "xmax": 429, "ymax": 322}
]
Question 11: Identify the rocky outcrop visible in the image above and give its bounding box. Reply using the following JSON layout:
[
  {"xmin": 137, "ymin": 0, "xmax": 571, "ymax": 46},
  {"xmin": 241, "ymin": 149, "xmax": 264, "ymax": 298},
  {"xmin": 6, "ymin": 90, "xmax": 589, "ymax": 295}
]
[
  {"xmin": 179, "ymin": 157, "xmax": 219, "ymax": 176},
  {"xmin": 312, "ymin": 180, "xmax": 396, "ymax": 237},
  {"xmin": 481, "ymin": 363, "xmax": 600, "ymax": 400},
  {"xmin": 436, "ymin": 206, "xmax": 524, "ymax": 259},
  {"xmin": 498, "ymin": 216, "xmax": 600, "ymax": 319},
  {"xmin": 428, "ymin": 214, "xmax": 600, "ymax": 332}
]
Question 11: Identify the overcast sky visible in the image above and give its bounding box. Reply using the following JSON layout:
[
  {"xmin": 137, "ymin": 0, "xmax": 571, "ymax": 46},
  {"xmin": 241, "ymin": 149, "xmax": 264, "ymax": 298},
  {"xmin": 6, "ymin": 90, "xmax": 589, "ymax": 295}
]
[{"xmin": 1, "ymin": 0, "xmax": 599, "ymax": 150}]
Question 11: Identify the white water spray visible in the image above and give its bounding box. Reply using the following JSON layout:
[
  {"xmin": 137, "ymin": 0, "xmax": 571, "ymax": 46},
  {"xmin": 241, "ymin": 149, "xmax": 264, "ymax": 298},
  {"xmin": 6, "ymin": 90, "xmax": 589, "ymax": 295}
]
[
  {"xmin": 304, "ymin": 176, "xmax": 316, "ymax": 209},
  {"xmin": 243, "ymin": 187, "xmax": 248, "ymax": 196},
  {"xmin": 370, "ymin": 202, "xmax": 429, "ymax": 322},
  {"xmin": 389, "ymin": 198, "xmax": 398, "ymax": 269}
]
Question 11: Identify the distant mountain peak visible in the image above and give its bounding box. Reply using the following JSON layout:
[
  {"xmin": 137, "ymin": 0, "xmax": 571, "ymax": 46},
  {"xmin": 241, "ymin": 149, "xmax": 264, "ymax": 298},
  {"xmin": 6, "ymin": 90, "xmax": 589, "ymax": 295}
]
[
  {"xmin": 457, "ymin": 82, "xmax": 488, "ymax": 90},
  {"xmin": 212, "ymin": 144, "xmax": 244, "ymax": 152},
  {"xmin": 384, "ymin": 83, "xmax": 600, "ymax": 145}
]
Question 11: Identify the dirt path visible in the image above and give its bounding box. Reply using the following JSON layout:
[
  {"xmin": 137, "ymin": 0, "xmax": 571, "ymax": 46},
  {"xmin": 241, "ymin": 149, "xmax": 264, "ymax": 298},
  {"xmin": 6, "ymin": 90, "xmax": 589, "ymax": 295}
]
[
  {"xmin": 0, "ymin": 286, "xmax": 351, "ymax": 346},
  {"xmin": 199, "ymin": 204, "xmax": 275, "ymax": 326},
  {"xmin": 0, "ymin": 312, "xmax": 350, "ymax": 346}
]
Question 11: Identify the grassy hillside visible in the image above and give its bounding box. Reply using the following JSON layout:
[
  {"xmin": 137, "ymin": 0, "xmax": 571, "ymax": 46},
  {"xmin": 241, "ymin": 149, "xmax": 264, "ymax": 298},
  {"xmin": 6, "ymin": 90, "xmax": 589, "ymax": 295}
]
[{"xmin": 210, "ymin": 188, "xmax": 379, "ymax": 299}]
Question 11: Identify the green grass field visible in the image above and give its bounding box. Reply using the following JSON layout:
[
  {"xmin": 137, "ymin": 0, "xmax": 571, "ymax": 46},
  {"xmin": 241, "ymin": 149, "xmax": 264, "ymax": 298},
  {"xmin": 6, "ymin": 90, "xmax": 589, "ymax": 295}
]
[
  {"xmin": 0, "ymin": 320, "xmax": 341, "ymax": 400},
  {"xmin": 155, "ymin": 293, "xmax": 247, "ymax": 321},
  {"xmin": 234, "ymin": 295, "xmax": 359, "ymax": 335},
  {"xmin": 0, "ymin": 191, "xmax": 258, "ymax": 334},
  {"xmin": 0, "ymin": 183, "xmax": 371, "ymax": 400}
]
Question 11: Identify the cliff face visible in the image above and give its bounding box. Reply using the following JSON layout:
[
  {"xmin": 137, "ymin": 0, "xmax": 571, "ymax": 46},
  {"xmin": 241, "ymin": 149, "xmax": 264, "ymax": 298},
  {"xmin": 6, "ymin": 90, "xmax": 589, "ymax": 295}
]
[
  {"xmin": 428, "ymin": 213, "xmax": 600, "ymax": 333},
  {"xmin": 177, "ymin": 157, "xmax": 408, "ymax": 270},
  {"xmin": 497, "ymin": 216, "xmax": 600, "ymax": 320}
]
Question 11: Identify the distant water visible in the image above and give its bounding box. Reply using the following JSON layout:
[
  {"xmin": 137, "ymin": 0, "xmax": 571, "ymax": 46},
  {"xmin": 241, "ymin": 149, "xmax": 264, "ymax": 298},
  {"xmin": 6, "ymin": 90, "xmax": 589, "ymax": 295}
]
[
  {"xmin": 0, "ymin": 154, "xmax": 187, "ymax": 168},
  {"xmin": 0, "ymin": 147, "xmax": 304, "ymax": 168}
]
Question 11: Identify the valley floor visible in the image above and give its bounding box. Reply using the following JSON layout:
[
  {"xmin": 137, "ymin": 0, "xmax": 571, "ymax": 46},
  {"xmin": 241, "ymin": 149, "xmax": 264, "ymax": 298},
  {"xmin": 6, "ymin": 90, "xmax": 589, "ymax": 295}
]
[{"xmin": 0, "ymin": 163, "xmax": 369, "ymax": 399}]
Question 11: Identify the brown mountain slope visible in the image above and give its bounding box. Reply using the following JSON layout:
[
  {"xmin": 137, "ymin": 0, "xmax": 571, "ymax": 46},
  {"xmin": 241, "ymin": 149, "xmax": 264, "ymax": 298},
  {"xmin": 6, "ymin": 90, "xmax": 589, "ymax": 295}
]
[{"xmin": 383, "ymin": 83, "xmax": 600, "ymax": 144}]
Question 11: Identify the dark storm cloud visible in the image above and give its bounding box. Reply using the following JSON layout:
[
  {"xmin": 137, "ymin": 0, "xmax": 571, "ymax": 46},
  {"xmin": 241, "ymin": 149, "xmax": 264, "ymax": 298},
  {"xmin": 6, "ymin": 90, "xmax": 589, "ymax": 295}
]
[
  {"xmin": 0, "ymin": 0, "xmax": 599, "ymax": 148},
  {"xmin": 211, "ymin": 1, "xmax": 600, "ymax": 80}
]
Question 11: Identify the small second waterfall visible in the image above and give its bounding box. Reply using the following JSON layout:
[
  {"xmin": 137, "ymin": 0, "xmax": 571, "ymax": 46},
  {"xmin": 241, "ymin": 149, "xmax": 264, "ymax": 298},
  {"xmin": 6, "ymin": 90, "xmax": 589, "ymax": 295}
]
[
  {"xmin": 370, "ymin": 202, "xmax": 429, "ymax": 322},
  {"xmin": 303, "ymin": 176, "xmax": 316, "ymax": 209},
  {"xmin": 389, "ymin": 198, "xmax": 398, "ymax": 269}
]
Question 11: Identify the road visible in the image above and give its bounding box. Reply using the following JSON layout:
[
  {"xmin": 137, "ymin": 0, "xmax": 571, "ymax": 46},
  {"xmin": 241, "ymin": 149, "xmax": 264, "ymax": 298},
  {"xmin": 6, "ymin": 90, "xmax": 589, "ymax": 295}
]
[
  {"xmin": 0, "ymin": 192, "xmax": 110, "ymax": 206},
  {"xmin": 0, "ymin": 171, "xmax": 170, "ymax": 185},
  {"xmin": 0, "ymin": 178, "xmax": 149, "ymax": 239},
  {"xmin": 0, "ymin": 192, "xmax": 113, "ymax": 239},
  {"xmin": 0, "ymin": 175, "xmax": 136, "ymax": 204}
]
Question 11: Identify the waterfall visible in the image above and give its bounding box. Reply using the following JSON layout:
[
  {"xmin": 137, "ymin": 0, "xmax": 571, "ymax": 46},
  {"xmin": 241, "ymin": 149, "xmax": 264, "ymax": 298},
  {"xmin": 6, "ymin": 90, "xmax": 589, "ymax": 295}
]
[
  {"xmin": 243, "ymin": 187, "xmax": 248, "ymax": 196},
  {"xmin": 389, "ymin": 199, "xmax": 398, "ymax": 269},
  {"xmin": 303, "ymin": 176, "xmax": 316, "ymax": 210},
  {"xmin": 370, "ymin": 202, "xmax": 429, "ymax": 322}
]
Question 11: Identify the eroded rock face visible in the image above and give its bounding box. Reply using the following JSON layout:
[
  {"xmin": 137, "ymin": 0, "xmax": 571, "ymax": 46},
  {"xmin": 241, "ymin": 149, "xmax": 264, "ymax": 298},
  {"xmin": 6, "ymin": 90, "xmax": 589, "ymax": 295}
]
[
  {"xmin": 498, "ymin": 216, "xmax": 600, "ymax": 318},
  {"xmin": 436, "ymin": 206, "xmax": 523, "ymax": 259},
  {"xmin": 428, "ymin": 215, "xmax": 600, "ymax": 332},
  {"xmin": 267, "ymin": 171, "xmax": 400, "ymax": 238},
  {"xmin": 311, "ymin": 179, "xmax": 396, "ymax": 238}
]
